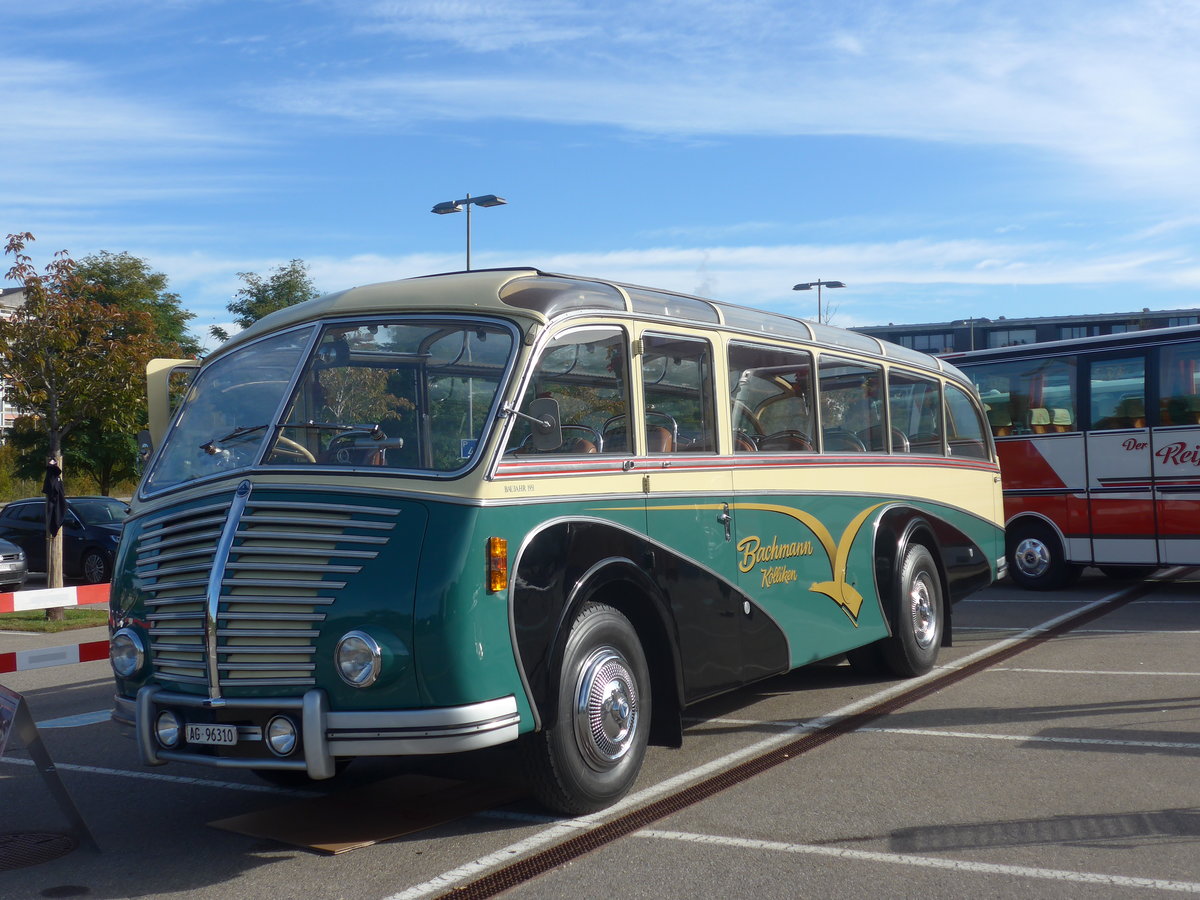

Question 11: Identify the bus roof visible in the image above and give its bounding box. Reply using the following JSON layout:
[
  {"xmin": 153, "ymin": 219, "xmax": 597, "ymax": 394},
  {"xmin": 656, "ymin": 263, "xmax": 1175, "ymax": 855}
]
[
  {"xmin": 944, "ymin": 322, "xmax": 1200, "ymax": 365},
  {"xmin": 219, "ymin": 267, "xmax": 968, "ymax": 382}
]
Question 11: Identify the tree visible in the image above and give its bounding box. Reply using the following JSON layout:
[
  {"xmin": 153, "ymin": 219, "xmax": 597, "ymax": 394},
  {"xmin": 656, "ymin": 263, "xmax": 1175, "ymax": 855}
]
[
  {"xmin": 1, "ymin": 233, "xmax": 161, "ymax": 599},
  {"xmin": 209, "ymin": 259, "xmax": 318, "ymax": 342},
  {"xmin": 75, "ymin": 250, "xmax": 199, "ymax": 356}
]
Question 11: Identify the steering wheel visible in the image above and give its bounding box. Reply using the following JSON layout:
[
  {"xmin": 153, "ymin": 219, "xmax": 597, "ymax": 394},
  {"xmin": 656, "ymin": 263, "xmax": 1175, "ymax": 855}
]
[{"xmin": 270, "ymin": 434, "xmax": 316, "ymax": 462}]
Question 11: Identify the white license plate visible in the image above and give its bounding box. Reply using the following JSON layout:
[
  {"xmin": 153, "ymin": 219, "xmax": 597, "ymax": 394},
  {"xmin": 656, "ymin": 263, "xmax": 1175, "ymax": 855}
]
[{"xmin": 186, "ymin": 723, "xmax": 238, "ymax": 746}]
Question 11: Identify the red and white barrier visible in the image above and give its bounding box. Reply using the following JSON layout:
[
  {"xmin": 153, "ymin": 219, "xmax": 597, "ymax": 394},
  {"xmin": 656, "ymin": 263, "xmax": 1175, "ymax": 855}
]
[
  {"xmin": 0, "ymin": 583, "xmax": 110, "ymax": 614},
  {"xmin": 1, "ymin": 640, "xmax": 109, "ymax": 674},
  {"xmin": 0, "ymin": 584, "xmax": 112, "ymax": 673}
]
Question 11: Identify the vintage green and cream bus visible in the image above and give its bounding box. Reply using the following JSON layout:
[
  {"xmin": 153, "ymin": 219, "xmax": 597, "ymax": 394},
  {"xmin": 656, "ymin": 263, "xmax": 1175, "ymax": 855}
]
[{"xmin": 109, "ymin": 269, "xmax": 1004, "ymax": 814}]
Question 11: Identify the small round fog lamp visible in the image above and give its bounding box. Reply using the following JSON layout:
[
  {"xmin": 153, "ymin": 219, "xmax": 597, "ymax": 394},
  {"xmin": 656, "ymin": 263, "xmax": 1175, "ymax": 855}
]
[
  {"xmin": 110, "ymin": 627, "xmax": 145, "ymax": 678},
  {"xmin": 155, "ymin": 710, "xmax": 181, "ymax": 748},
  {"xmin": 335, "ymin": 630, "xmax": 383, "ymax": 688},
  {"xmin": 266, "ymin": 715, "xmax": 298, "ymax": 756}
]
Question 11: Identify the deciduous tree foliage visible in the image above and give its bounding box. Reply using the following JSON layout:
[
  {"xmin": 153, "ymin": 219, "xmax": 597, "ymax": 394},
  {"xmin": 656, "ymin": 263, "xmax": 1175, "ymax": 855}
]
[
  {"xmin": 1, "ymin": 233, "xmax": 161, "ymax": 597},
  {"xmin": 209, "ymin": 259, "xmax": 319, "ymax": 342}
]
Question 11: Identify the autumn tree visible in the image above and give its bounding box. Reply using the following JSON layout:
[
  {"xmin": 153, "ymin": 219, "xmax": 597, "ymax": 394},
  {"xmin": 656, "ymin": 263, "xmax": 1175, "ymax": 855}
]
[
  {"xmin": 209, "ymin": 259, "xmax": 319, "ymax": 342},
  {"xmin": 0, "ymin": 233, "xmax": 160, "ymax": 595}
]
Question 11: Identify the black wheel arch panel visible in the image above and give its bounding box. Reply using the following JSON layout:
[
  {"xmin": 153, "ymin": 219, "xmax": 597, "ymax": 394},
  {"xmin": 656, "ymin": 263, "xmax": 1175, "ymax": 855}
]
[
  {"xmin": 872, "ymin": 506, "xmax": 993, "ymax": 647},
  {"xmin": 510, "ymin": 518, "xmax": 789, "ymax": 746}
]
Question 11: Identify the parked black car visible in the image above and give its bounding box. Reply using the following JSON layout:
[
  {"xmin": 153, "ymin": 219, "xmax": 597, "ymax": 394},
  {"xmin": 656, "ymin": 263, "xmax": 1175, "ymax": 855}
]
[
  {"xmin": 0, "ymin": 538, "xmax": 27, "ymax": 592},
  {"xmin": 0, "ymin": 496, "xmax": 129, "ymax": 584}
]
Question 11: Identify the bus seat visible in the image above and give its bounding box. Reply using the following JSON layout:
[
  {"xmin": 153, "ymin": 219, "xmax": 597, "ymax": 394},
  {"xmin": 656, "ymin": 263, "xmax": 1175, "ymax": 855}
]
[
  {"xmin": 986, "ymin": 408, "xmax": 1012, "ymax": 437},
  {"xmin": 756, "ymin": 431, "xmax": 814, "ymax": 452},
  {"xmin": 646, "ymin": 426, "xmax": 673, "ymax": 452},
  {"xmin": 1119, "ymin": 397, "xmax": 1146, "ymax": 428},
  {"xmin": 1029, "ymin": 408, "xmax": 1051, "ymax": 433},
  {"xmin": 1051, "ymin": 408, "xmax": 1073, "ymax": 431},
  {"xmin": 734, "ymin": 432, "xmax": 758, "ymax": 452}
]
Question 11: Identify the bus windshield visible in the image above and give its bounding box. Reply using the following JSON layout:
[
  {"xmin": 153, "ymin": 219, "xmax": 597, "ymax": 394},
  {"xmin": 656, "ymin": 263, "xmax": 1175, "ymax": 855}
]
[{"xmin": 144, "ymin": 318, "xmax": 515, "ymax": 492}]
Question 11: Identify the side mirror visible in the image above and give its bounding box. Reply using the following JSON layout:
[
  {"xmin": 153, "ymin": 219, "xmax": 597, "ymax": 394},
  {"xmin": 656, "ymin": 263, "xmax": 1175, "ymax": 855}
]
[
  {"xmin": 527, "ymin": 397, "xmax": 563, "ymax": 451},
  {"xmin": 137, "ymin": 429, "xmax": 153, "ymax": 467}
]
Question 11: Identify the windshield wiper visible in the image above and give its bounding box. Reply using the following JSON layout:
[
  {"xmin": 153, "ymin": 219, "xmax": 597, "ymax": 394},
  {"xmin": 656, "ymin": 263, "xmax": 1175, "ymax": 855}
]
[{"xmin": 201, "ymin": 423, "xmax": 271, "ymax": 455}]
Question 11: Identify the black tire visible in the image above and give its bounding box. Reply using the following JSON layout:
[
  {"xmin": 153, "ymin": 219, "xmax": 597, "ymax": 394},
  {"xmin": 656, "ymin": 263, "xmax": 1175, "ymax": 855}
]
[
  {"xmin": 522, "ymin": 603, "xmax": 650, "ymax": 816},
  {"xmin": 879, "ymin": 544, "xmax": 944, "ymax": 677},
  {"xmin": 81, "ymin": 549, "xmax": 111, "ymax": 584},
  {"xmin": 1007, "ymin": 521, "xmax": 1081, "ymax": 591}
]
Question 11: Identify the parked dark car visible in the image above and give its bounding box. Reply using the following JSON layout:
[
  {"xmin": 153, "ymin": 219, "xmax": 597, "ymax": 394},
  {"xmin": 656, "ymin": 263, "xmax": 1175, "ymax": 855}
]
[
  {"xmin": 0, "ymin": 538, "xmax": 27, "ymax": 592},
  {"xmin": 0, "ymin": 496, "xmax": 129, "ymax": 584}
]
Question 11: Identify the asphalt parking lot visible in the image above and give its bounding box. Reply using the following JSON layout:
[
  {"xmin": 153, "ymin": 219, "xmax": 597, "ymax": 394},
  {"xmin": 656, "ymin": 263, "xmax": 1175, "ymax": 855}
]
[{"xmin": 2, "ymin": 568, "xmax": 1197, "ymax": 899}]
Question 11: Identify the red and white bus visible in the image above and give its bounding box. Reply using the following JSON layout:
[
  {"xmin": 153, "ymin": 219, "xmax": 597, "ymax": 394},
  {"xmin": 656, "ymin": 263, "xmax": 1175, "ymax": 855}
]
[{"xmin": 945, "ymin": 324, "xmax": 1200, "ymax": 589}]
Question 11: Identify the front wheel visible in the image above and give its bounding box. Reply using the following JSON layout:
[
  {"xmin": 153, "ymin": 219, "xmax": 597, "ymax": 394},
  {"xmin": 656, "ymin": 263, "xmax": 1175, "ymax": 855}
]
[
  {"xmin": 522, "ymin": 603, "xmax": 650, "ymax": 816},
  {"xmin": 1007, "ymin": 521, "xmax": 1081, "ymax": 591}
]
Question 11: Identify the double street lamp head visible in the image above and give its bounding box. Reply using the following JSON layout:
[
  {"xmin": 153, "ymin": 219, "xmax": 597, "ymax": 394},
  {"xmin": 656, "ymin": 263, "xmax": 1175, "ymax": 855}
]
[
  {"xmin": 430, "ymin": 194, "xmax": 507, "ymax": 215},
  {"xmin": 792, "ymin": 280, "xmax": 845, "ymax": 291}
]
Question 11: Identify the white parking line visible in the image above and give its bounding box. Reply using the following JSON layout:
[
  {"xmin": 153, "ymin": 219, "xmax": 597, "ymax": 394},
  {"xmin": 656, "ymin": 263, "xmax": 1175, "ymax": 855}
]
[
  {"xmin": 0, "ymin": 756, "xmax": 313, "ymax": 796},
  {"xmin": 381, "ymin": 591, "xmax": 1133, "ymax": 899},
  {"xmin": 639, "ymin": 829, "xmax": 1200, "ymax": 893},
  {"xmin": 36, "ymin": 709, "xmax": 112, "ymax": 728}
]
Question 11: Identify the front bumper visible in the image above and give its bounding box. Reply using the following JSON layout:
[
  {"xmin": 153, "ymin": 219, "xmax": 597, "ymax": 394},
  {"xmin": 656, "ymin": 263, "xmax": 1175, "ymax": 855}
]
[{"xmin": 114, "ymin": 687, "xmax": 521, "ymax": 779}]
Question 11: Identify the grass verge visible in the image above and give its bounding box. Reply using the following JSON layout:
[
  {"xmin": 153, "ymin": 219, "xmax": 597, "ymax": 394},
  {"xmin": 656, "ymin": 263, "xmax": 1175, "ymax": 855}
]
[{"xmin": 0, "ymin": 607, "xmax": 109, "ymax": 633}]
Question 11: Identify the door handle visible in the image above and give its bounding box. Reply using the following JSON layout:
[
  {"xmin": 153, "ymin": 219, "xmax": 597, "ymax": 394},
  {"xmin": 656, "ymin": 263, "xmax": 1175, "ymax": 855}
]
[{"xmin": 717, "ymin": 503, "xmax": 732, "ymax": 542}]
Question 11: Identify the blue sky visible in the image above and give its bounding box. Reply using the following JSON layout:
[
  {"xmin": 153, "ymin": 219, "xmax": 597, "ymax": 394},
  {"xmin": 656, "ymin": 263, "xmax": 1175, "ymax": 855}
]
[{"xmin": 5, "ymin": 0, "xmax": 1200, "ymax": 345}]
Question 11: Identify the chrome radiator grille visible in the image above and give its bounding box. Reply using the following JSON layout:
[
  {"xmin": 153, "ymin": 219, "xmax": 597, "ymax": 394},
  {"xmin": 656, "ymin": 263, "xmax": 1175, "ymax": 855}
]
[{"xmin": 137, "ymin": 492, "xmax": 398, "ymax": 693}]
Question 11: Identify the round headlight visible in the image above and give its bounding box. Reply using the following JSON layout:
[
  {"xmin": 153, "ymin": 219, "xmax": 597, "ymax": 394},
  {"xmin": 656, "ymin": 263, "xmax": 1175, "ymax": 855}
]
[
  {"xmin": 110, "ymin": 628, "xmax": 145, "ymax": 678},
  {"xmin": 335, "ymin": 630, "xmax": 383, "ymax": 688},
  {"xmin": 266, "ymin": 715, "xmax": 298, "ymax": 756},
  {"xmin": 155, "ymin": 710, "xmax": 180, "ymax": 748}
]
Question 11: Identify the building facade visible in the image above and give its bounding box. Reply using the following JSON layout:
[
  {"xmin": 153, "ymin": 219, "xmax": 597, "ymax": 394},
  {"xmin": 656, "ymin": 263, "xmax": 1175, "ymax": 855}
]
[{"xmin": 853, "ymin": 307, "xmax": 1200, "ymax": 355}]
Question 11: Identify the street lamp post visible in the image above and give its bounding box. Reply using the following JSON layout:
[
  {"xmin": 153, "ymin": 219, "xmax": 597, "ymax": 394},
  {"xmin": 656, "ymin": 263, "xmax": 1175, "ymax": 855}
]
[
  {"xmin": 430, "ymin": 193, "xmax": 508, "ymax": 271},
  {"xmin": 792, "ymin": 279, "xmax": 845, "ymax": 324}
]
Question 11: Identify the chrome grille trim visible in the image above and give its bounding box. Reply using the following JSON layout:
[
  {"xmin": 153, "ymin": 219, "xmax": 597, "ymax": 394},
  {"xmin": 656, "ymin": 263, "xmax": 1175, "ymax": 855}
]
[{"xmin": 137, "ymin": 484, "xmax": 398, "ymax": 696}]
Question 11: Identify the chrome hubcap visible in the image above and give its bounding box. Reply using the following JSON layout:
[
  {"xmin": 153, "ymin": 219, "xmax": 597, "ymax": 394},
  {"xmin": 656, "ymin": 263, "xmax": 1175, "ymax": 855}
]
[
  {"xmin": 573, "ymin": 647, "xmax": 639, "ymax": 771},
  {"xmin": 1014, "ymin": 537, "xmax": 1051, "ymax": 578},
  {"xmin": 909, "ymin": 572, "xmax": 938, "ymax": 649}
]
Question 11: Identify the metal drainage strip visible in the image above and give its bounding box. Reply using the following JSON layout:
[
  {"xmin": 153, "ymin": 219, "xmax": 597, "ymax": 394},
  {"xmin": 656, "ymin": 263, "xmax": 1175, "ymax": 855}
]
[
  {"xmin": 441, "ymin": 573, "xmax": 1181, "ymax": 900},
  {"xmin": 0, "ymin": 833, "xmax": 78, "ymax": 871}
]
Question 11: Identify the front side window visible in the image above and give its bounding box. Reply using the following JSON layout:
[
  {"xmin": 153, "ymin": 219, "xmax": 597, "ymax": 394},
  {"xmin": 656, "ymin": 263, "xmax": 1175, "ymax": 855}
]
[
  {"xmin": 945, "ymin": 384, "xmax": 991, "ymax": 459},
  {"xmin": 505, "ymin": 327, "xmax": 630, "ymax": 454}
]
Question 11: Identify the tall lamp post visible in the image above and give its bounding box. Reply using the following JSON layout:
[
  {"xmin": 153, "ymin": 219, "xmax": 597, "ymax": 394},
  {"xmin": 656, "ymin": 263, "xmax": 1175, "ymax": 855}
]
[
  {"xmin": 792, "ymin": 279, "xmax": 845, "ymax": 324},
  {"xmin": 430, "ymin": 193, "xmax": 508, "ymax": 271}
]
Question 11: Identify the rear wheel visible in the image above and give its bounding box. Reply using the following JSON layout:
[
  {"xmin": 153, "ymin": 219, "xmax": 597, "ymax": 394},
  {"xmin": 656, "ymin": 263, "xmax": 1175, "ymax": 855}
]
[
  {"xmin": 522, "ymin": 603, "xmax": 650, "ymax": 816},
  {"xmin": 1007, "ymin": 521, "xmax": 1081, "ymax": 591}
]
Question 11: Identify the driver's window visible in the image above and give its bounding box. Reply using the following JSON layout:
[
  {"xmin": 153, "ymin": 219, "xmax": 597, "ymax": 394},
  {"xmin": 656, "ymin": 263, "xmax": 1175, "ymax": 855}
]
[{"xmin": 505, "ymin": 327, "xmax": 630, "ymax": 454}]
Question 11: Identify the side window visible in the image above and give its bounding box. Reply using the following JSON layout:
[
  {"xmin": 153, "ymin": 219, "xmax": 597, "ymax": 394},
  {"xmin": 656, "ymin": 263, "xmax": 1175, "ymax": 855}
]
[
  {"xmin": 506, "ymin": 327, "xmax": 630, "ymax": 454},
  {"xmin": 1158, "ymin": 340, "xmax": 1200, "ymax": 426},
  {"xmin": 818, "ymin": 358, "xmax": 886, "ymax": 452},
  {"xmin": 967, "ymin": 356, "xmax": 1076, "ymax": 437},
  {"xmin": 1089, "ymin": 356, "xmax": 1146, "ymax": 431},
  {"xmin": 727, "ymin": 342, "xmax": 815, "ymax": 452},
  {"xmin": 945, "ymin": 384, "xmax": 991, "ymax": 459},
  {"xmin": 888, "ymin": 371, "xmax": 943, "ymax": 454},
  {"xmin": 641, "ymin": 334, "xmax": 716, "ymax": 453}
]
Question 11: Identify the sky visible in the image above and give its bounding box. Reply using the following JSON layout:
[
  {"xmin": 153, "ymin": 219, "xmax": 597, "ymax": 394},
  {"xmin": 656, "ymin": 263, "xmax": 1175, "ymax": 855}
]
[{"xmin": 4, "ymin": 0, "xmax": 1200, "ymax": 347}]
